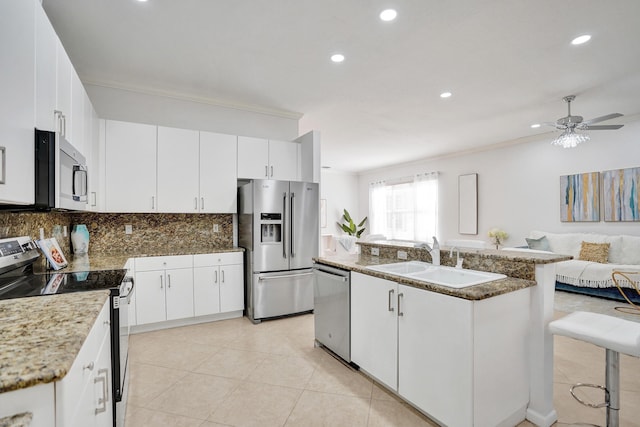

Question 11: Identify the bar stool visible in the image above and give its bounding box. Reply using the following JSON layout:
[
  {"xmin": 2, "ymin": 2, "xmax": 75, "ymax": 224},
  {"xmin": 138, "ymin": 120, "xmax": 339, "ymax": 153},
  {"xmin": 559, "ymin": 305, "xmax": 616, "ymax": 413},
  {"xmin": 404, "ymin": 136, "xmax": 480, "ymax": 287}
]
[{"xmin": 549, "ymin": 311, "xmax": 640, "ymax": 427}]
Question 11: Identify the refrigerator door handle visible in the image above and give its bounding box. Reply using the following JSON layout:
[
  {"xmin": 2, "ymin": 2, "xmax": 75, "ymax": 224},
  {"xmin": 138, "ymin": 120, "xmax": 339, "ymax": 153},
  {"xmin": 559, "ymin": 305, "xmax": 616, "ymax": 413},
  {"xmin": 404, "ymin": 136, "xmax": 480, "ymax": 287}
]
[
  {"xmin": 258, "ymin": 272, "xmax": 314, "ymax": 281},
  {"xmin": 290, "ymin": 192, "xmax": 295, "ymax": 258},
  {"xmin": 282, "ymin": 192, "xmax": 287, "ymax": 259}
]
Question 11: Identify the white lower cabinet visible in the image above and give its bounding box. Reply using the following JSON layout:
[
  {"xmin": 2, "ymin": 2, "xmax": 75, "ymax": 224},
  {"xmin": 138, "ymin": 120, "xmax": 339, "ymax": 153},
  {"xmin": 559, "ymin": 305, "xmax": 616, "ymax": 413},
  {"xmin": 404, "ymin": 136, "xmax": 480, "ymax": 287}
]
[
  {"xmin": 350, "ymin": 272, "xmax": 530, "ymax": 427},
  {"xmin": 193, "ymin": 252, "xmax": 244, "ymax": 316},
  {"xmin": 56, "ymin": 299, "xmax": 112, "ymax": 427},
  {"xmin": 350, "ymin": 273, "xmax": 398, "ymax": 390},
  {"xmin": 135, "ymin": 253, "xmax": 244, "ymax": 326},
  {"xmin": 134, "ymin": 255, "xmax": 194, "ymax": 325}
]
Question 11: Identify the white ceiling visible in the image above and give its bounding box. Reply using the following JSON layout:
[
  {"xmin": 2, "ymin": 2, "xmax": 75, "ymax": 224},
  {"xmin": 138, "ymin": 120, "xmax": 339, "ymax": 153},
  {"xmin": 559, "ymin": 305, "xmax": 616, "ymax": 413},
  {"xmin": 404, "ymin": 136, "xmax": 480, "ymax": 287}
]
[{"xmin": 42, "ymin": 0, "xmax": 640, "ymax": 173}]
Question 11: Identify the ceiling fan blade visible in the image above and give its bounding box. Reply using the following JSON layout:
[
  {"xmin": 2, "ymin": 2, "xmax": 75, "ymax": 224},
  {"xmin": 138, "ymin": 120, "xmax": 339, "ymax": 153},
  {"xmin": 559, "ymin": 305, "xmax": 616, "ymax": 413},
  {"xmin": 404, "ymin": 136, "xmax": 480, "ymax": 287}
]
[
  {"xmin": 583, "ymin": 124, "xmax": 624, "ymax": 130},
  {"xmin": 583, "ymin": 113, "xmax": 623, "ymax": 125},
  {"xmin": 542, "ymin": 121, "xmax": 566, "ymax": 130}
]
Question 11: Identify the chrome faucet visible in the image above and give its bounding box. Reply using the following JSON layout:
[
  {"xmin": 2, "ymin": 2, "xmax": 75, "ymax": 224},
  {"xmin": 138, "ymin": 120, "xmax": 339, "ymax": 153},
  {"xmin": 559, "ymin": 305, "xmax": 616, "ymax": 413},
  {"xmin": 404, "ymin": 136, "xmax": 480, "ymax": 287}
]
[
  {"xmin": 416, "ymin": 236, "xmax": 440, "ymax": 266},
  {"xmin": 449, "ymin": 246, "xmax": 464, "ymax": 269}
]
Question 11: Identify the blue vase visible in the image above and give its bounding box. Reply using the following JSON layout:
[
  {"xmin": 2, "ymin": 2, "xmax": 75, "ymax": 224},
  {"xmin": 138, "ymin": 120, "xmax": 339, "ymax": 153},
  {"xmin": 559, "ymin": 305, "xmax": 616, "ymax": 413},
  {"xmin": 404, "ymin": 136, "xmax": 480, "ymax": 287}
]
[{"xmin": 71, "ymin": 224, "xmax": 90, "ymax": 254}]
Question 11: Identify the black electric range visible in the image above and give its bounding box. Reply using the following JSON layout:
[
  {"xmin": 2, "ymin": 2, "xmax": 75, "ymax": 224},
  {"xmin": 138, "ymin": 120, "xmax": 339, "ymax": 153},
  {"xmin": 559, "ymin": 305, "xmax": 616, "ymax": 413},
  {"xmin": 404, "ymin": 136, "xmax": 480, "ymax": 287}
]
[
  {"xmin": 0, "ymin": 236, "xmax": 126, "ymax": 301},
  {"xmin": 0, "ymin": 267, "xmax": 127, "ymax": 300}
]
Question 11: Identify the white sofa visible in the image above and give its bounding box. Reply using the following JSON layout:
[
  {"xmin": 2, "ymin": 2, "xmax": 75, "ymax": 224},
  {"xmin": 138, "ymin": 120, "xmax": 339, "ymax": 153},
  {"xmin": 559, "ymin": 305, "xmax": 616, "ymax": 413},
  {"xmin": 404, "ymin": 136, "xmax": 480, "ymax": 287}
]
[{"xmin": 527, "ymin": 231, "xmax": 640, "ymax": 297}]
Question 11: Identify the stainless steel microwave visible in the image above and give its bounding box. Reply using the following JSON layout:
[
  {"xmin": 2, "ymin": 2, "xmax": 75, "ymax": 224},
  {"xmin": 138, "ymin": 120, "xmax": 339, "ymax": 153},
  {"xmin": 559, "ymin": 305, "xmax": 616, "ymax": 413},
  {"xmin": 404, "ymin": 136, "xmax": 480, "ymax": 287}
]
[{"xmin": 33, "ymin": 129, "xmax": 88, "ymax": 211}]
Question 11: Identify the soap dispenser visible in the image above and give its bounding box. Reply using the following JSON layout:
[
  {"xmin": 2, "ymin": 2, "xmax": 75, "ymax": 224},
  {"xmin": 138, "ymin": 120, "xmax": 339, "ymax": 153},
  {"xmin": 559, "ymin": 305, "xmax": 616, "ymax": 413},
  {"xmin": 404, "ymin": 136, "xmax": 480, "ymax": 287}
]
[{"xmin": 431, "ymin": 236, "xmax": 440, "ymax": 266}]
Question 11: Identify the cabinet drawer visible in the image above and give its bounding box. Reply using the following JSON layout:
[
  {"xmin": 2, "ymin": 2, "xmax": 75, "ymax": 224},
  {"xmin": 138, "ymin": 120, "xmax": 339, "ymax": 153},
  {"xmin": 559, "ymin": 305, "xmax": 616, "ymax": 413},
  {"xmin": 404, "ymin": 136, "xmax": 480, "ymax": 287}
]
[
  {"xmin": 135, "ymin": 255, "xmax": 193, "ymax": 271},
  {"xmin": 193, "ymin": 252, "xmax": 243, "ymax": 267}
]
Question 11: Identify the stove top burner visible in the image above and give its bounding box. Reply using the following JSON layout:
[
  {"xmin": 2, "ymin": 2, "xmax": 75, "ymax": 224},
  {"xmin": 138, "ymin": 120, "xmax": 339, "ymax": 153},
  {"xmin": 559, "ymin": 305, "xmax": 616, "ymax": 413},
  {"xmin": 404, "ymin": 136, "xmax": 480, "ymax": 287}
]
[{"xmin": 0, "ymin": 269, "xmax": 127, "ymax": 300}]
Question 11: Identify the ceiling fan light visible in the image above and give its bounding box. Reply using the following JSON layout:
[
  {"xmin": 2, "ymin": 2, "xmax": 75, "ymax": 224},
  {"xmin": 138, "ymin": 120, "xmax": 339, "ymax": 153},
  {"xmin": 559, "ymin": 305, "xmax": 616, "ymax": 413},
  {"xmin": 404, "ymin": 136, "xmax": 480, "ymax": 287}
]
[{"xmin": 551, "ymin": 129, "xmax": 590, "ymax": 148}]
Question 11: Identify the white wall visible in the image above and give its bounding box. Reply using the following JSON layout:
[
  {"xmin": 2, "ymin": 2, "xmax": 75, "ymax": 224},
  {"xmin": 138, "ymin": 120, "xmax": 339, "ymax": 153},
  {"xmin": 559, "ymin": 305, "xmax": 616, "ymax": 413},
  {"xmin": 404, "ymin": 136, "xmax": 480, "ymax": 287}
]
[
  {"xmin": 321, "ymin": 169, "xmax": 360, "ymax": 236},
  {"xmin": 357, "ymin": 120, "xmax": 640, "ymax": 247},
  {"xmin": 86, "ymin": 84, "xmax": 299, "ymax": 140}
]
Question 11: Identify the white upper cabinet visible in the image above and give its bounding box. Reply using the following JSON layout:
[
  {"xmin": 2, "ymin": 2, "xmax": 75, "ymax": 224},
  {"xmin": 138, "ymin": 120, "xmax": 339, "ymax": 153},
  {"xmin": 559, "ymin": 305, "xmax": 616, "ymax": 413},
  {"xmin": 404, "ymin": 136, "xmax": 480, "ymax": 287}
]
[
  {"xmin": 105, "ymin": 120, "xmax": 157, "ymax": 213},
  {"xmin": 237, "ymin": 136, "xmax": 269, "ymax": 179},
  {"xmin": 268, "ymin": 139, "xmax": 299, "ymax": 181},
  {"xmin": 55, "ymin": 39, "xmax": 73, "ymax": 141},
  {"xmin": 34, "ymin": 3, "xmax": 57, "ymax": 132},
  {"xmin": 237, "ymin": 136, "xmax": 299, "ymax": 181},
  {"xmin": 70, "ymin": 70, "xmax": 85, "ymax": 154},
  {"xmin": 199, "ymin": 131, "xmax": 237, "ymax": 213},
  {"xmin": 157, "ymin": 126, "xmax": 200, "ymax": 213},
  {"xmin": 0, "ymin": 0, "xmax": 36, "ymax": 205}
]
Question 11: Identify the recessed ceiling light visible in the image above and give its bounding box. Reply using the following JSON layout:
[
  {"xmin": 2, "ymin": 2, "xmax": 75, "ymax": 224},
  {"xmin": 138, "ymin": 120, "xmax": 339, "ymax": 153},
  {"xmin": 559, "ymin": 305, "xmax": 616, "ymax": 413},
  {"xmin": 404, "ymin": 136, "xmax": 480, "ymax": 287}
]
[
  {"xmin": 440, "ymin": 92, "xmax": 452, "ymax": 98},
  {"xmin": 531, "ymin": 123, "xmax": 541, "ymax": 129},
  {"xmin": 380, "ymin": 9, "xmax": 397, "ymax": 21},
  {"xmin": 331, "ymin": 54, "xmax": 345, "ymax": 63},
  {"xmin": 137, "ymin": 0, "xmax": 148, "ymax": 2},
  {"xmin": 571, "ymin": 35, "xmax": 591, "ymax": 45}
]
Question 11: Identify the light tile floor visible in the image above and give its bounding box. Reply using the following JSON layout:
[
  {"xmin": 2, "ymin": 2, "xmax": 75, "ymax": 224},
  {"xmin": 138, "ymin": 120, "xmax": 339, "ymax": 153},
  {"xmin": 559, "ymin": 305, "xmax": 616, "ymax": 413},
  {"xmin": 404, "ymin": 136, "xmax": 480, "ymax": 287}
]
[{"xmin": 125, "ymin": 292, "xmax": 640, "ymax": 427}]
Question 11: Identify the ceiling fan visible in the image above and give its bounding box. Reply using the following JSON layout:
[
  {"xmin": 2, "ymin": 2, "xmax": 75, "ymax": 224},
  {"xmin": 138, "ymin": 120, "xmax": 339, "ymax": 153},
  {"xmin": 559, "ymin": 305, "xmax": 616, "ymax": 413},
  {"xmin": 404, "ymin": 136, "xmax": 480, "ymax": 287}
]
[{"xmin": 545, "ymin": 95, "xmax": 624, "ymax": 148}]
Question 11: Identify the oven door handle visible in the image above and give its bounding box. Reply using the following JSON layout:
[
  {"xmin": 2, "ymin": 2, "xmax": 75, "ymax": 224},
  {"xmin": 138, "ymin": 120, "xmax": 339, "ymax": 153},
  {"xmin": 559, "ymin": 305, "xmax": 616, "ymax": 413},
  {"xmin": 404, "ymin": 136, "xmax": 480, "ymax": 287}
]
[{"xmin": 120, "ymin": 276, "xmax": 135, "ymax": 301}]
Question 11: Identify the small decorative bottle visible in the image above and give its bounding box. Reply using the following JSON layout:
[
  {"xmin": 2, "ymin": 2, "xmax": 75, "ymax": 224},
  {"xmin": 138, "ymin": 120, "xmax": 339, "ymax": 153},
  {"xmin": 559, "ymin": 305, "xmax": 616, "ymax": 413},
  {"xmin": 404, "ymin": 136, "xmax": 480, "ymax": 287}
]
[{"xmin": 71, "ymin": 224, "xmax": 90, "ymax": 254}]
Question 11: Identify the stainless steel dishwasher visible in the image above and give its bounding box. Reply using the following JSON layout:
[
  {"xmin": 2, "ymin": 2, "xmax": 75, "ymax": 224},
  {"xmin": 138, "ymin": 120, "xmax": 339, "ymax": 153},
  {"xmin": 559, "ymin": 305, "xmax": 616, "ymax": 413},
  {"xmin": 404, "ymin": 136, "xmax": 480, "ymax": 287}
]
[{"xmin": 313, "ymin": 262, "xmax": 352, "ymax": 363}]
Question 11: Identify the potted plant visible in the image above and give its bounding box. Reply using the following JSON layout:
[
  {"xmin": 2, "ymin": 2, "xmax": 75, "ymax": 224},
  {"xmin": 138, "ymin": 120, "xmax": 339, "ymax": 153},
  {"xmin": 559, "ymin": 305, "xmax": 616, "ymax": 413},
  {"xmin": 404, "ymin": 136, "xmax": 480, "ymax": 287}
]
[{"xmin": 337, "ymin": 209, "xmax": 367, "ymax": 238}]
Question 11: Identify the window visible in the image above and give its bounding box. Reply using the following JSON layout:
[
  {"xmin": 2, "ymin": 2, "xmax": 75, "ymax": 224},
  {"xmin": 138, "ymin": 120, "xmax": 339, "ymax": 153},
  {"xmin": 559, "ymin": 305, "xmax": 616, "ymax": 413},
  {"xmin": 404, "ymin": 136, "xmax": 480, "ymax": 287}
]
[{"xmin": 369, "ymin": 173, "xmax": 438, "ymax": 242}]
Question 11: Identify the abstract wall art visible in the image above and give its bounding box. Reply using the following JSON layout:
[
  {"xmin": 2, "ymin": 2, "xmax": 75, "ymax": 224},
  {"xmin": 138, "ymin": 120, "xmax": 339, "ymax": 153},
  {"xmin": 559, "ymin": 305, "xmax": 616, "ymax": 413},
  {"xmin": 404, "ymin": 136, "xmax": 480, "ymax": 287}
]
[
  {"xmin": 602, "ymin": 167, "xmax": 640, "ymax": 221},
  {"xmin": 560, "ymin": 172, "xmax": 600, "ymax": 222}
]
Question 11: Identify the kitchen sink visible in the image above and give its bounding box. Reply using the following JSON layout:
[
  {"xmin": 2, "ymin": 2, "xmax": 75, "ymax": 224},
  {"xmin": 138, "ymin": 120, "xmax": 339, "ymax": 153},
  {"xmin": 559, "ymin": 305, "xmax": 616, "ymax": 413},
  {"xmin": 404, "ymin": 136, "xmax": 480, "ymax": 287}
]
[{"xmin": 366, "ymin": 261, "xmax": 506, "ymax": 288}]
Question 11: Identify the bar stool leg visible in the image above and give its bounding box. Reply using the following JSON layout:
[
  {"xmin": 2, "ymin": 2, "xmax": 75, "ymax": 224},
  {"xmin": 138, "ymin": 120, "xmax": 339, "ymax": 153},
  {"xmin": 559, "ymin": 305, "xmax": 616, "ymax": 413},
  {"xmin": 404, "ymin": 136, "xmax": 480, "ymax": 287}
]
[{"xmin": 606, "ymin": 349, "xmax": 620, "ymax": 427}]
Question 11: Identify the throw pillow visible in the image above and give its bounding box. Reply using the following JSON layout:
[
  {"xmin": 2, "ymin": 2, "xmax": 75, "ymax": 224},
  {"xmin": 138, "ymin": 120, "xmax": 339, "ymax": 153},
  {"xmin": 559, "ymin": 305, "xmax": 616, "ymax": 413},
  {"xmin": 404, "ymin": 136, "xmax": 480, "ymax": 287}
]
[
  {"xmin": 526, "ymin": 236, "xmax": 551, "ymax": 251},
  {"xmin": 578, "ymin": 241, "xmax": 610, "ymax": 263}
]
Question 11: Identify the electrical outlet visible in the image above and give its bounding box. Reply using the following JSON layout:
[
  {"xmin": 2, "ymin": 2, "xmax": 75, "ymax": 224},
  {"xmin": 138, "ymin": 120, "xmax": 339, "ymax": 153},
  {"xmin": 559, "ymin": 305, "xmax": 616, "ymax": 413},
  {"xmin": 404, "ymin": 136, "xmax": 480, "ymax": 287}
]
[
  {"xmin": 397, "ymin": 250, "xmax": 408, "ymax": 260},
  {"xmin": 213, "ymin": 224, "xmax": 219, "ymax": 233},
  {"xmin": 125, "ymin": 224, "xmax": 133, "ymax": 235},
  {"xmin": 371, "ymin": 247, "xmax": 380, "ymax": 256}
]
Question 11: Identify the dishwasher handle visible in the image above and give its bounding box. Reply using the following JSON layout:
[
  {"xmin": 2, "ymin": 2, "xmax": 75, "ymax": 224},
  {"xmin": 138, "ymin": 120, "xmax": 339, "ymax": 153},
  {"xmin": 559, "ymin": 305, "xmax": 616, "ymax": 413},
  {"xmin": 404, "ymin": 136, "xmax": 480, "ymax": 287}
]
[{"xmin": 314, "ymin": 268, "xmax": 348, "ymax": 282}]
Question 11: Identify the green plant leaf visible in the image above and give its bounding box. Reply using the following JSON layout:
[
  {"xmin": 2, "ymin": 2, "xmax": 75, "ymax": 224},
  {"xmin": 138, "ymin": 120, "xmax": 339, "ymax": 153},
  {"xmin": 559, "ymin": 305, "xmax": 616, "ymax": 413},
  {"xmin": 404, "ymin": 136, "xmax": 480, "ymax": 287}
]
[
  {"xmin": 357, "ymin": 217, "xmax": 368, "ymax": 227},
  {"xmin": 343, "ymin": 209, "xmax": 353, "ymax": 223},
  {"xmin": 356, "ymin": 228, "xmax": 365, "ymax": 238}
]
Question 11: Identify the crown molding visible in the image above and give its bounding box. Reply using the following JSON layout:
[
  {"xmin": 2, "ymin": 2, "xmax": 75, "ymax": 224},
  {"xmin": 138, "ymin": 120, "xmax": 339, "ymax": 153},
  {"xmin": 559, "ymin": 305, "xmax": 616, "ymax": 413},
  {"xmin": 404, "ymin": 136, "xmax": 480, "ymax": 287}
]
[{"xmin": 83, "ymin": 79, "xmax": 304, "ymax": 120}]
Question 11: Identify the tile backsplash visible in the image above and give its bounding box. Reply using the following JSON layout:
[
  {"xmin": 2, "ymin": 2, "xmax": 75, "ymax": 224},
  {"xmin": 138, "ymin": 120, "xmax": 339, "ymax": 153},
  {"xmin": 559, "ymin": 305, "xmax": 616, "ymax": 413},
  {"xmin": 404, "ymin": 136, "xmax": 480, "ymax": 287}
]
[{"xmin": 0, "ymin": 211, "xmax": 234, "ymax": 255}]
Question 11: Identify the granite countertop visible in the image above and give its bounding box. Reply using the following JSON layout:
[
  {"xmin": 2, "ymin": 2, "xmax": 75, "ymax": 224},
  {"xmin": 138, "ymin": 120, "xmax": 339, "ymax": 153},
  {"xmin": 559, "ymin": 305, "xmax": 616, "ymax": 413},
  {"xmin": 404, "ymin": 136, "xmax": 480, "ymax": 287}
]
[
  {"xmin": 315, "ymin": 254, "xmax": 538, "ymax": 301},
  {"xmin": 0, "ymin": 412, "xmax": 32, "ymax": 427},
  {"xmin": 34, "ymin": 246, "xmax": 244, "ymax": 274},
  {"xmin": 0, "ymin": 291, "xmax": 110, "ymax": 393},
  {"xmin": 359, "ymin": 240, "xmax": 572, "ymax": 265}
]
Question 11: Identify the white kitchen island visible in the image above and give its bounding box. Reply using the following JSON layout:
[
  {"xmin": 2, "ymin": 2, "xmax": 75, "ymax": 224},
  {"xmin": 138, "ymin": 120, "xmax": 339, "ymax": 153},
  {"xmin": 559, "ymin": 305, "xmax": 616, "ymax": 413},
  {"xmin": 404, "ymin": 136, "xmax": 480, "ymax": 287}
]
[{"xmin": 316, "ymin": 244, "xmax": 570, "ymax": 427}]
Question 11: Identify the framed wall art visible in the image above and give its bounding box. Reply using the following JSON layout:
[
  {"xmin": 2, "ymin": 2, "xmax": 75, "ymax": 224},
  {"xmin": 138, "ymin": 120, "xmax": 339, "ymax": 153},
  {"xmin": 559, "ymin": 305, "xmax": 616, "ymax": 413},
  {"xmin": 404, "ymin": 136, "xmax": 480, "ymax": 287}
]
[
  {"xmin": 560, "ymin": 172, "xmax": 600, "ymax": 222},
  {"xmin": 602, "ymin": 167, "xmax": 640, "ymax": 221}
]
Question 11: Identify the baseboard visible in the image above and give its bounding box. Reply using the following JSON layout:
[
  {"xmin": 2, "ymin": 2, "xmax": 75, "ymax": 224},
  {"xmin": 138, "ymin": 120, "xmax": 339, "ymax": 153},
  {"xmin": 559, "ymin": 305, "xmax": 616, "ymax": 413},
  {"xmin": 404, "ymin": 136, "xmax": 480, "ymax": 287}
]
[
  {"xmin": 131, "ymin": 310, "xmax": 243, "ymax": 334},
  {"xmin": 526, "ymin": 407, "xmax": 558, "ymax": 427}
]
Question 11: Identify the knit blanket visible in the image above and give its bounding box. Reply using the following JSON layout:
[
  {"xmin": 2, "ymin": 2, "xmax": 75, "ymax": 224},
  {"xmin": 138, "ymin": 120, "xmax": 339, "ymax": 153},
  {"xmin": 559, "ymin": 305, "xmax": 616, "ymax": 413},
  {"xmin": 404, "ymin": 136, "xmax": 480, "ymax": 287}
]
[{"xmin": 556, "ymin": 260, "xmax": 640, "ymax": 289}]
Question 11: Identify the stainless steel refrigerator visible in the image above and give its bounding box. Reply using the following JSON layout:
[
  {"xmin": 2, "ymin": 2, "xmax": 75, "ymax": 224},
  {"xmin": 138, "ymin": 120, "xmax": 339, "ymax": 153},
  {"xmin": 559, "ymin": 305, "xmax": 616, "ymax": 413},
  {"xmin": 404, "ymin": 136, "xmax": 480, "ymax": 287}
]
[{"xmin": 238, "ymin": 179, "xmax": 319, "ymax": 323}]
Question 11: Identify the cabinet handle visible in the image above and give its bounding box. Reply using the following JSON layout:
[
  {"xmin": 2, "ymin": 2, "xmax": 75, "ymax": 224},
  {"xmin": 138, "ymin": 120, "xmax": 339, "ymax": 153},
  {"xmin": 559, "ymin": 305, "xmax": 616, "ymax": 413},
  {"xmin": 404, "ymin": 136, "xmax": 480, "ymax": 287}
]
[
  {"xmin": 214, "ymin": 270, "xmax": 218, "ymax": 284},
  {"xmin": 54, "ymin": 110, "xmax": 62, "ymax": 133},
  {"xmin": 397, "ymin": 292, "xmax": 404, "ymax": 316},
  {"xmin": 91, "ymin": 192, "xmax": 97, "ymax": 207},
  {"xmin": 270, "ymin": 165, "xmax": 274, "ymax": 177},
  {"xmin": 201, "ymin": 197, "xmax": 204, "ymax": 210},
  {"xmin": 388, "ymin": 289, "xmax": 395, "ymax": 312},
  {"xmin": 151, "ymin": 196, "xmax": 155, "ymax": 210},
  {"xmin": 167, "ymin": 274, "xmax": 171, "ymax": 288},
  {"xmin": 195, "ymin": 197, "xmax": 198, "ymax": 210},
  {"xmin": 265, "ymin": 165, "xmax": 268, "ymax": 177},
  {"xmin": 221, "ymin": 270, "xmax": 225, "ymax": 283},
  {"xmin": 83, "ymin": 361, "xmax": 94, "ymax": 371},
  {"xmin": 95, "ymin": 368, "xmax": 109, "ymax": 414},
  {"xmin": 160, "ymin": 275, "xmax": 163, "ymax": 289}
]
